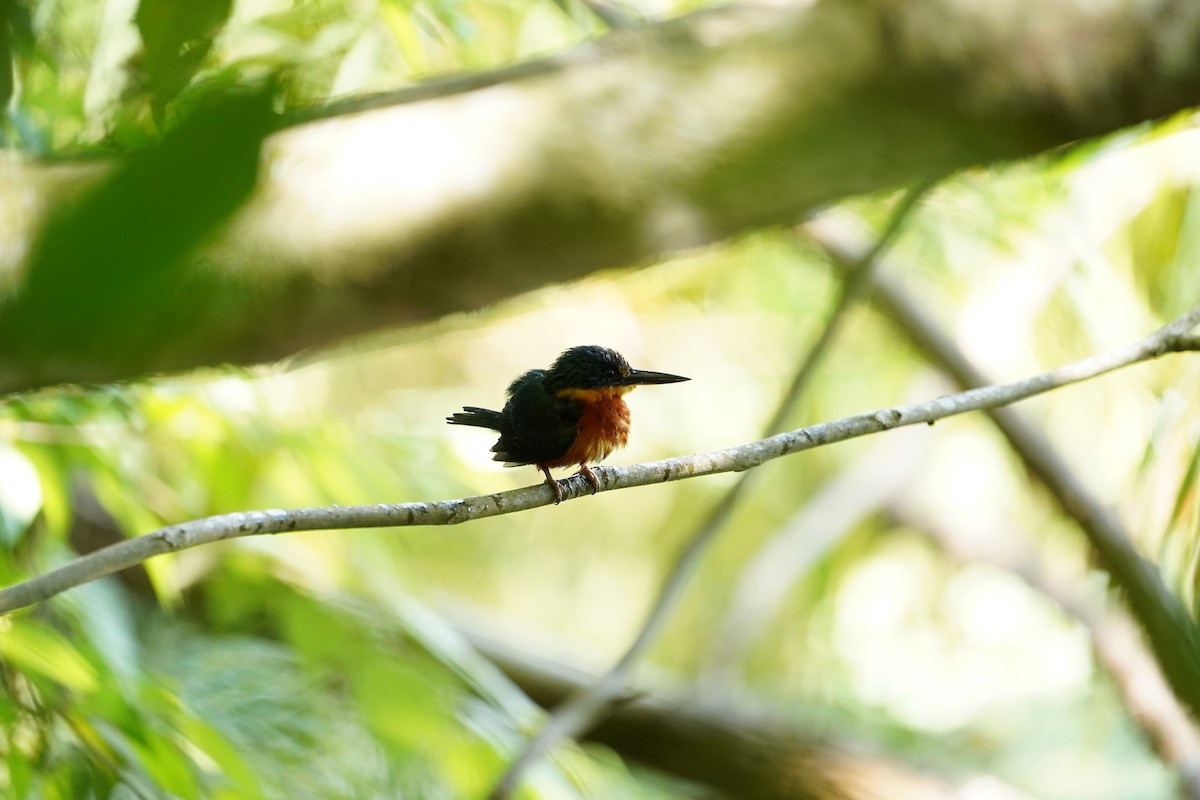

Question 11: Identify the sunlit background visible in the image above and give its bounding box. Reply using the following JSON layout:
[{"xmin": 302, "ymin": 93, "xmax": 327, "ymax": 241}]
[{"xmin": 2, "ymin": 1, "xmax": 1200, "ymax": 799}]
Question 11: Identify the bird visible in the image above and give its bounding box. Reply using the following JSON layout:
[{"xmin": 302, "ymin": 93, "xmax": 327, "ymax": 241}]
[{"xmin": 447, "ymin": 345, "xmax": 689, "ymax": 504}]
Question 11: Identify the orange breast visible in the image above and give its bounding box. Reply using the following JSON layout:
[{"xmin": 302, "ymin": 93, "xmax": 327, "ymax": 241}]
[{"xmin": 545, "ymin": 394, "xmax": 631, "ymax": 468}]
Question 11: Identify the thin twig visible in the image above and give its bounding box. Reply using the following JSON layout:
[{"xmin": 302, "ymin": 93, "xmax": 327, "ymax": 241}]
[
  {"xmin": 803, "ymin": 210, "xmax": 1200, "ymax": 771},
  {"xmin": 768, "ymin": 185, "xmax": 933, "ymax": 433},
  {"xmin": 2, "ymin": 308, "xmax": 1199, "ymax": 629},
  {"xmin": 694, "ymin": 187, "xmax": 931, "ymax": 681}
]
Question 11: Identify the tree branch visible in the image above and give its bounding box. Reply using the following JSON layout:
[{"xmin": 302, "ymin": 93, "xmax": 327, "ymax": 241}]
[
  {"xmin": 2, "ymin": 0, "xmax": 1200, "ymax": 392},
  {"xmin": 3, "ymin": 307, "xmax": 1198, "ymax": 630},
  {"xmin": 460, "ymin": 620, "xmax": 1037, "ymax": 800}
]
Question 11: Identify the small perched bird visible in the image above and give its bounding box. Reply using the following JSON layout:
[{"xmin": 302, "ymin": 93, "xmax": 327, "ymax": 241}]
[{"xmin": 447, "ymin": 345, "xmax": 689, "ymax": 503}]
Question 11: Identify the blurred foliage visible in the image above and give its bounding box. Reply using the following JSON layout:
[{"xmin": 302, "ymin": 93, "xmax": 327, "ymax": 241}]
[
  {"xmin": 132, "ymin": 0, "xmax": 234, "ymax": 118},
  {"xmin": 5, "ymin": 0, "xmax": 608, "ymax": 155},
  {"xmin": 2, "ymin": 1, "xmax": 1200, "ymax": 800},
  {"xmin": 0, "ymin": 84, "xmax": 275, "ymax": 378}
]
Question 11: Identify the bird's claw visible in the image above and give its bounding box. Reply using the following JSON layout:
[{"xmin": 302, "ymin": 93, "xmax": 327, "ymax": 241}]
[
  {"xmin": 576, "ymin": 465, "xmax": 601, "ymax": 495},
  {"xmin": 539, "ymin": 465, "xmax": 599, "ymax": 504},
  {"xmin": 540, "ymin": 466, "xmax": 564, "ymax": 504}
]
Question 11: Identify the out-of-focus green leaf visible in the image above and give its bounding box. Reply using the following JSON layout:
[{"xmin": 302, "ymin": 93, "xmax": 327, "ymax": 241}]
[
  {"xmin": 0, "ymin": 84, "xmax": 276, "ymax": 384},
  {"xmin": 350, "ymin": 655, "xmax": 452, "ymax": 750},
  {"xmin": 0, "ymin": 0, "xmax": 19, "ymax": 113},
  {"xmin": 133, "ymin": 0, "xmax": 233, "ymax": 114},
  {"xmin": 17, "ymin": 445, "xmax": 72, "ymax": 540},
  {"xmin": 365, "ymin": 577, "xmax": 537, "ymax": 721},
  {"xmin": 0, "ymin": 0, "xmax": 31, "ymax": 131},
  {"xmin": 94, "ymin": 715, "xmax": 203, "ymax": 800},
  {"xmin": 54, "ymin": 579, "xmax": 140, "ymax": 688},
  {"xmin": 5, "ymin": 744, "xmax": 33, "ymax": 798},
  {"xmin": 273, "ymin": 588, "xmax": 516, "ymax": 785},
  {"xmin": 0, "ymin": 619, "xmax": 99, "ymax": 692},
  {"xmin": 170, "ymin": 711, "xmax": 266, "ymax": 799}
]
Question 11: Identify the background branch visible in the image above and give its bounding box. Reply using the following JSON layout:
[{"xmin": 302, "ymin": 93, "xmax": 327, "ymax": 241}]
[
  {"xmin": 459, "ymin": 620, "xmax": 1036, "ymax": 800},
  {"xmin": 2, "ymin": 0, "xmax": 1200, "ymax": 392}
]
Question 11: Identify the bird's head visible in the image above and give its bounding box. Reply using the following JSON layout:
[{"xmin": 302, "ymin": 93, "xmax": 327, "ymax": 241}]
[{"xmin": 546, "ymin": 345, "xmax": 689, "ymax": 400}]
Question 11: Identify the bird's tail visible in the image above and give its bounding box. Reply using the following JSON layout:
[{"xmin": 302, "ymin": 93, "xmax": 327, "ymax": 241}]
[{"xmin": 446, "ymin": 406, "xmax": 503, "ymax": 430}]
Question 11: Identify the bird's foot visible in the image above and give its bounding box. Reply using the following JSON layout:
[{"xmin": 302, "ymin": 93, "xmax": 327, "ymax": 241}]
[
  {"xmin": 539, "ymin": 465, "xmax": 564, "ymax": 505},
  {"xmin": 575, "ymin": 464, "xmax": 601, "ymax": 495}
]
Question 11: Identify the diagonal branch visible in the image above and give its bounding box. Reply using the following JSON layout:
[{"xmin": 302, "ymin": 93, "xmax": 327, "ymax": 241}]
[{"xmin": 0, "ymin": 310, "xmax": 1196, "ymax": 641}]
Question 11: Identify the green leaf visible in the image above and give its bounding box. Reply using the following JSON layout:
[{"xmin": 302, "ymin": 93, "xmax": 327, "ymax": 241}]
[
  {"xmin": 171, "ymin": 712, "xmax": 266, "ymax": 799},
  {"xmin": 0, "ymin": 0, "xmax": 19, "ymax": 114},
  {"xmin": 5, "ymin": 745, "xmax": 33, "ymax": 798},
  {"xmin": 53, "ymin": 579, "xmax": 141, "ymax": 688},
  {"xmin": 0, "ymin": 619, "xmax": 99, "ymax": 692},
  {"xmin": 133, "ymin": 0, "xmax": 234, "ymax": 113},
  {"xmin": 0, "ymin": 84, "xmax": 277, "ymax": 388}
]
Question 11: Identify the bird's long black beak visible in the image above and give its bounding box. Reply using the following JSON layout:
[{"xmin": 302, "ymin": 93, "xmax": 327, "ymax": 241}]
[{"xmin": 622, "ymin": 368, "xmax": 690, "ymax": 386}]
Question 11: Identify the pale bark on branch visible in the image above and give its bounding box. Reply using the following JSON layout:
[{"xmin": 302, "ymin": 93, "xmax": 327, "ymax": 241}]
[
  {"xmin": 1, "ymin": 0, "xmax": 1200, "ymax": 393},
  {"xmin": 3, "ymin": 309, "xmax": 1198, "ymax": 621}
]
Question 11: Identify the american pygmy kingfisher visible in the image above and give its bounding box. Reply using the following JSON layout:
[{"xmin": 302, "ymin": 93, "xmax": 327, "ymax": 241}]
[{"xmin": 447, "ymin": 345, "xmax": 689, "ymax": 503}]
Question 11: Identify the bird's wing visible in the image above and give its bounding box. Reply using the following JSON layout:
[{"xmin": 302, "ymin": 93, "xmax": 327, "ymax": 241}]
[
  {"xmin": 506, "ymin": 369, "xmax": 545, "ymax": 397},
  {"xmin": 492, "ymin": 370, "xmax": 581, "ymax": 465}
]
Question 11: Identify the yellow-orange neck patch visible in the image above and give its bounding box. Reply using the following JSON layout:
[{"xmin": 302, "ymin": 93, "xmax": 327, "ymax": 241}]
[{"xmin": 555, "ymin": 385, "xmax": 634, "ymax": 401}]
